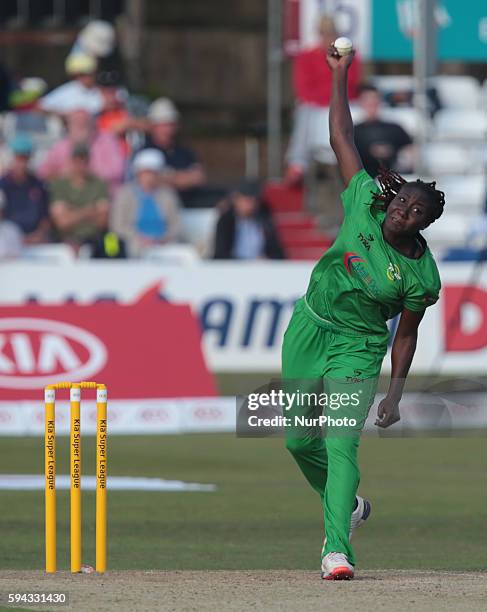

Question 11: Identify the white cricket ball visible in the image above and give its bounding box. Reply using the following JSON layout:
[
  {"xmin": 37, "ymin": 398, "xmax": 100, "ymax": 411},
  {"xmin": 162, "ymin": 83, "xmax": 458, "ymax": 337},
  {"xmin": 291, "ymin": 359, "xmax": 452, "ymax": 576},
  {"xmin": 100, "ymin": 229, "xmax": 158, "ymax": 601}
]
[{"xmin": 334, "ymin": 37, "xmax": 353, "ymax": 56}]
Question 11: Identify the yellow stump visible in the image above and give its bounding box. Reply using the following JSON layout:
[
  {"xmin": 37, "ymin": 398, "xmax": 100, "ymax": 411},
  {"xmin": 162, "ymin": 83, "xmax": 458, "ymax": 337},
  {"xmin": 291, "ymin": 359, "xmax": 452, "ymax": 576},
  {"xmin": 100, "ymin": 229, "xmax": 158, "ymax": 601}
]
[
  {"xmin": 70, "ymin": 385, "xmax": 82, "ymax": 573},
  {"xmin": 96, "ymin": 385, "xmax": 108, "ymax": 573},
  {"xmin": 44, "ymin": 381, "xmax": 108, "ymax": 573},
  {"xmin": 44, "ymin": 387, "xmax": 56, "ymax": 573}
]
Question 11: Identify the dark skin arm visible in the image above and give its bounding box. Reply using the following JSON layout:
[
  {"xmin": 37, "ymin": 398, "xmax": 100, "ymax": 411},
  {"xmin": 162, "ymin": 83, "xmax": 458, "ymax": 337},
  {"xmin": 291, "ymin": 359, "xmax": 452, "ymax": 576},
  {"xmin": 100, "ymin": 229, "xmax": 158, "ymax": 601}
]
[
  {"xmin": 327, "ymin": 47, "xmax": 425, "ymax": 427},
  {"xmin": 375, "ymin": 308, "xmax": 425, "ymax": 428},
  {"xmin": 326, "ymin": 46, "xmax": 363, "ymax": 187}
]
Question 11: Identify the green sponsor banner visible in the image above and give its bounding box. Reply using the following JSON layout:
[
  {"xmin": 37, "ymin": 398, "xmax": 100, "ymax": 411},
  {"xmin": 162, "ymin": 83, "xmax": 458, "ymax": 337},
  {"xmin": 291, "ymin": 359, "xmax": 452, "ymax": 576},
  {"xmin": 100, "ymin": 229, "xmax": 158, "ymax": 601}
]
[{"xmin": 372, "ymin": 0, "xmax": 487, "ymax": 61}]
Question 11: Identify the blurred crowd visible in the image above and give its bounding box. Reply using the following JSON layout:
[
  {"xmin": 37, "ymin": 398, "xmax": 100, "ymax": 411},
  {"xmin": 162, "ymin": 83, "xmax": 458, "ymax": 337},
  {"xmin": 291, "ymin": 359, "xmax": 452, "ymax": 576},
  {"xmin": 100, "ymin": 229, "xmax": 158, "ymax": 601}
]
[
  {"xmin": 0, "ymin": 19, "xmax": 288, "ymax": 262},
  {"xmin": 1, "ymin": 16, "xmax": 486, "ymax": 263}
]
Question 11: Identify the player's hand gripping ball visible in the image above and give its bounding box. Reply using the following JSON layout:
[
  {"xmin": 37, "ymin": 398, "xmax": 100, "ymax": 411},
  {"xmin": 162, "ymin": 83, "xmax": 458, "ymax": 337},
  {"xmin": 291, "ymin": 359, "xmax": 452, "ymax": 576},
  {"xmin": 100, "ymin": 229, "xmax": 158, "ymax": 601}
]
[{"xmin": 333, "ymin": 37, "xmax": 353, "ymax": 56}]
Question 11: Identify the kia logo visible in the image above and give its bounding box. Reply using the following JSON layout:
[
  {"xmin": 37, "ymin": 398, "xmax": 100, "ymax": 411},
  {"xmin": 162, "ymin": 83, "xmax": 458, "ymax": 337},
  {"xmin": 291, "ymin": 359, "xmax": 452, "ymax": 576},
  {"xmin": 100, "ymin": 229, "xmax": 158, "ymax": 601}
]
[
  {"xmin": 140, "ymin": 409, "xmax": 169, "ymax": 422},
  {"xmin": 194, "ymin": 407, "xmax": 222, "ymax": 420},
  {"xmin": 89, "ymin": 409, "xmax": 118, "ymax": 423},
  {"xmin": 35, "ymin": 410, "xmax": 68, "ymax": 424},
  {"xmin": 0, "ymin": 318, "xmax": 107, "ymax": 389},
  {"xmin": 0, "ymin": 410, "xmax": 12, "ymax": 423}
]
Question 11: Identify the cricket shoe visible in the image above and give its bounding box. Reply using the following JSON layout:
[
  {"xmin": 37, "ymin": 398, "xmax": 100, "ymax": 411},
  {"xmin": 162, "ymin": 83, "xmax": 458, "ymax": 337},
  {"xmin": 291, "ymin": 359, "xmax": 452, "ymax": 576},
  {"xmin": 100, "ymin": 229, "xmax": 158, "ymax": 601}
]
[
  {"xmin": 349, "ymin": 495, "xmax": 371, "ymax": 538},
  {"xmin": 321, "ymin": 495, "xmax": 371, "ymax": 557},
  {"xmin": 321, "ymin": 552, "xmax": 354, "ymax": 580}
]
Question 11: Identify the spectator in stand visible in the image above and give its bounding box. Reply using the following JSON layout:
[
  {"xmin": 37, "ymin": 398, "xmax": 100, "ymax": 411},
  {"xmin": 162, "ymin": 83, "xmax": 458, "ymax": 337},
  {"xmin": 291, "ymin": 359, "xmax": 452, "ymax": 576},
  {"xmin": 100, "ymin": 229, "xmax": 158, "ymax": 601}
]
[
  {"xmin": 0, "ymin": 134, "xmax": 50, "ymax": 244},
  {"xmin": 39, "ymin": 54, "xmax": 104, "ymax": 116},
  {"xmin": 0, "ymin": 198, "xmax": 23, "ymax": 259},
  {"xmin": 49, "ymin": 143, "xmax": 109, "ymax": 253},
  {"xmin": 96, "ymin": 70, "xmax": 147, "ymax": 157},
  {"xmin": 70, "ymin": 20, "xmax": 116, "ymax": 66},
  {"xmin": 0, "ymin": 61, "xmax": 13, "ymax": 111},
  {"xmin": 38, "ymin": 108, "xmax": 125, "ymax": 191},
  {"xmin": 354, "ymin": 84, "xmax": 413, "ymax": 178},
  {"xmin": 10, "ymin": 77, "xmax": 48, "ymax": 111},
  {"xmin": 111, "ymin": 149, "xmax": 181, "ymax": 257},
  {"xmin": 144, "ymin": 98, "xmax": 206, "ymax": 207},
  {"xmin": 286, "ymin": 15, "xmax": 361, "ymax": 183},
  {"xmin": 214, "ymin": 180, "xmax": 284, "ymax": 260}
]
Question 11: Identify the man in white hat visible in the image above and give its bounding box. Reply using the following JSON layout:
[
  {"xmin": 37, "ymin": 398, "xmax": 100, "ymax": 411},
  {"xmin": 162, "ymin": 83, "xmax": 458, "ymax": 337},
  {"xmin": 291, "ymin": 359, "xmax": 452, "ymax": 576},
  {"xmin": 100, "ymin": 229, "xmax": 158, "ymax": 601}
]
[
  {"xmin": 144, "ymin": 97, "xmax": 206, "ymax": 207},
  {"xmin": 76, "ymin": 20, "xmax": 116, "ymax": 58},
  {"xmin": 39, "ymin": 53, "xmax": 103, "ymax": 115}
]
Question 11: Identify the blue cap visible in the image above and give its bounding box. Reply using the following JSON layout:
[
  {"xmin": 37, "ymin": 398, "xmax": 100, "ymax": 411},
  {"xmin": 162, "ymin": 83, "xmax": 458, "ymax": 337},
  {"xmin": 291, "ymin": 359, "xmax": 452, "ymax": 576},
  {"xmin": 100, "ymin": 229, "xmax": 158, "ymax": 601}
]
[{"xmin": 10, "ymin": 133, "xmax": 34, "ymax": 155}]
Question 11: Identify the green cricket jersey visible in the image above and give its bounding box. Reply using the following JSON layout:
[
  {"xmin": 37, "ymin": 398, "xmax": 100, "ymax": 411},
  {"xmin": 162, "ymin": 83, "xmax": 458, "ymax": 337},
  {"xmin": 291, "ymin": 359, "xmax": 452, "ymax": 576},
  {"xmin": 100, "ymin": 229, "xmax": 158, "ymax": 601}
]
[{"xmin": 306, "ymin": 169, "xmax": 441, "ymax": 338}]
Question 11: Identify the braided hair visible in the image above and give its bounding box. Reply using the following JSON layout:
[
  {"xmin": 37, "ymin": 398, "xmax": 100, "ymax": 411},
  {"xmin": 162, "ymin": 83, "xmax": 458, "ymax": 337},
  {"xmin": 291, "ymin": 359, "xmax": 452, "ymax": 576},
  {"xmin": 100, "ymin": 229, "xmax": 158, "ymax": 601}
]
[{"xmin": 371, "ymin": 168, "xmax": 445, "ymax": 222}]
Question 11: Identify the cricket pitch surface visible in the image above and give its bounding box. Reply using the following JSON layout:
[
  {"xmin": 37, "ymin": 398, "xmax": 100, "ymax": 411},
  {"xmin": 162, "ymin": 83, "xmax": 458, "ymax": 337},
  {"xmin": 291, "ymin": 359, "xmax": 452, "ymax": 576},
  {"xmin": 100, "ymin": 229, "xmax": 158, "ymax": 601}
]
[{"xmin": 1, "ymin": 570, "xmax": 487, "ymax": 611}]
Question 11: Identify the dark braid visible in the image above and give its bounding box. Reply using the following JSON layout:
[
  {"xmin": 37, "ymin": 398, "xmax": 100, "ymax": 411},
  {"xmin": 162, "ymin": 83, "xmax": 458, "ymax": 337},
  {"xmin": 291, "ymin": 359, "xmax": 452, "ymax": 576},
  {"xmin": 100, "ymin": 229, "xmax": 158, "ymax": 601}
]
[
  {"xmin": 371, "ymin": 168, "xmax": 445, "ymax": 222},
  {"xmin": 416, "ymin": 178, "xmax": 445, "ymax": 221},
  {"xmin": 371, "ymin": 168, "xmax": 406, "ymax": 207}
]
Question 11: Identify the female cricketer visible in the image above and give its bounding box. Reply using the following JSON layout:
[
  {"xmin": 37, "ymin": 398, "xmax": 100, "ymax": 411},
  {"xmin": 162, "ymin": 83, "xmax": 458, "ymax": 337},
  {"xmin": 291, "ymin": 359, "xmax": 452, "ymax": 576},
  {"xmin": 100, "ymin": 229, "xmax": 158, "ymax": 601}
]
[{"xmin": 281, "ymin": 46, "xmax": 444, "ymax": 580}]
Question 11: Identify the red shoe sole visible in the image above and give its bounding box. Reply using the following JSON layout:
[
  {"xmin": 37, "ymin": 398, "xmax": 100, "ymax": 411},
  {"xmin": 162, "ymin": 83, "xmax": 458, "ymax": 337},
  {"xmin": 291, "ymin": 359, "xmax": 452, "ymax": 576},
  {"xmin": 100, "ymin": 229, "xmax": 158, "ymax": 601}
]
[{"xmin": 322, "ymin": 566, "xmax": 354, "ymax": 581}]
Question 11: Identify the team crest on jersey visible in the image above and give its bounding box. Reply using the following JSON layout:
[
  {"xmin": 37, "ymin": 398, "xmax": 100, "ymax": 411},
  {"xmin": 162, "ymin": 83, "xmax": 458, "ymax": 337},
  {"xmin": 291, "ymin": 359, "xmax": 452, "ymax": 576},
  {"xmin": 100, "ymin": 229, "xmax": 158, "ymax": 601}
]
[{"xmin": 386, "ymin": 263, "xmax": 401, "ymax": 282}]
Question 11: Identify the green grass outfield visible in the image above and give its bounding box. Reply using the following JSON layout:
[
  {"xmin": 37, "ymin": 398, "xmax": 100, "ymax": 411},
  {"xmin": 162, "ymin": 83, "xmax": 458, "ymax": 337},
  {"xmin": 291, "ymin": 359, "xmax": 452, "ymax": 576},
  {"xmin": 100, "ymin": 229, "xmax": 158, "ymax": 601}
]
[{"xmin": 0, "ymin": 433, "xmax": 486, "ymax": 572}]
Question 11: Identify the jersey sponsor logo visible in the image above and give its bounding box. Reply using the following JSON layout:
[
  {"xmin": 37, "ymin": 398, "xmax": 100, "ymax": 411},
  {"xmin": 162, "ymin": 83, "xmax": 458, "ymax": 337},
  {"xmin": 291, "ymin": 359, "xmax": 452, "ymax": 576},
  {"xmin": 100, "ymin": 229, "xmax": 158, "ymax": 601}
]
[
  {"xmin": 343, "ymin": 252, "xmax": 365, "ymax": 273},
  {"xmin": 343, "ymin": 252, "xmax": 381, "ymax": 296},
  {"xmin": 346, "ymin": 368, "xmax": 364, "ymax": 383},
  {"xmin": 386, "ymin": 263, "xmax": 402, "ymax": 282},
  {"xmin": 357, "ymin": 233, "xmax": 375, "ymax": 251}
]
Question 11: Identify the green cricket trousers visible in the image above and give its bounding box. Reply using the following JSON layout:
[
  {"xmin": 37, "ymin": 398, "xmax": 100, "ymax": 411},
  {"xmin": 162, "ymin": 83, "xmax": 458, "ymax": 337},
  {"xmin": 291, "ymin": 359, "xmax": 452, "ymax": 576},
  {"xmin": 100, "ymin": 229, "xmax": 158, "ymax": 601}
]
[{"xmin": 281, "ymin": 297, "xmax": 387, "ymax": 565}]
